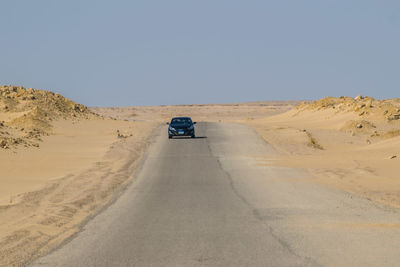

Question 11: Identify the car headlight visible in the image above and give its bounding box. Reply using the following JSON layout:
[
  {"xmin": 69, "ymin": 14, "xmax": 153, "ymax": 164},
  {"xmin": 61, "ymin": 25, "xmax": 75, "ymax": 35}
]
[
  {"xmin": 169, "ymin": 127, "xmax": 176, "ymax": 131},
  {"xmin": 189, "ymin": 125, "xmax": 194, "ymax": 129}
]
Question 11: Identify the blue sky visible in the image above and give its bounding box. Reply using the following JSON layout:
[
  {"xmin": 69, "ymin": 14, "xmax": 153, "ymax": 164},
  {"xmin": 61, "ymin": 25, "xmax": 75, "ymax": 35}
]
[{"xmin": 1, "ymin": 0, "xmax": 399, "ymax": 106}]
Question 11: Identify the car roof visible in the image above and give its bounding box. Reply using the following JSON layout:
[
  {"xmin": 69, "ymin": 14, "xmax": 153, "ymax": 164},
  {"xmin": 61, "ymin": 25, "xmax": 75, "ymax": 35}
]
[{"xmin": 171, "ymin": 117, "xmax": 192, "ymax": 120}]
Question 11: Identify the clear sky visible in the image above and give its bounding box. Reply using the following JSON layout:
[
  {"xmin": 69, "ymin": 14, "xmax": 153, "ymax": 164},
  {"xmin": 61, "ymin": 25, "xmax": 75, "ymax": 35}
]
[{"xmin": 1, "ymin": 1, "xmax": 399, "ymax": 106}]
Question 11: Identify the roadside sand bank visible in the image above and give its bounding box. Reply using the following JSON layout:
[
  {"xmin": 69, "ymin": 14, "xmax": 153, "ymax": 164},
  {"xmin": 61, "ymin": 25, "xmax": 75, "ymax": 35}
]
[
  {"xmin": 0, "ymin": 86, "xmax": 157, "ymax": 265},
  {"xmin": 245, "ymin": 96, "xmax": 400, "ymax": 208}
]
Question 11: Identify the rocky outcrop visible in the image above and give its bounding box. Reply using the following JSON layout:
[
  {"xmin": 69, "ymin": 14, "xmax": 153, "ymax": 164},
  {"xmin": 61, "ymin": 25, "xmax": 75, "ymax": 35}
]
[{"xmin": 0, "ymin": 85, "xmax": 98, "ymax": 149}]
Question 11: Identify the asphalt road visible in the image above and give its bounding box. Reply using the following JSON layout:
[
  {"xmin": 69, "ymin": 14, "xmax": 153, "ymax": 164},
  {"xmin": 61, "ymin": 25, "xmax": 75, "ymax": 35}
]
[{"xmin": 34, "ymin": 122, "xmax": 400, "ymax": 266}]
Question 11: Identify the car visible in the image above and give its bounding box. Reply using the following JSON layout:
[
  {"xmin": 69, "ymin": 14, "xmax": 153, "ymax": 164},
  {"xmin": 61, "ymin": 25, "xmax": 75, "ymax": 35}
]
[{"xmin": 167, "ymin": 117, "xmax": 196, "ymax": 139}]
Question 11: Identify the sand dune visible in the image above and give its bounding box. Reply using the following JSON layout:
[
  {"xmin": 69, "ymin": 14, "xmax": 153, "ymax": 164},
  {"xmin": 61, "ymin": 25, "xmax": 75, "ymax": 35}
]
[
  {"xmin": 246, "ymin": 96, "xmax": 400, "ymax": 208},
  {"xmin": 0, "ymin": 85, "xmax": 95, "ymax": 150}
]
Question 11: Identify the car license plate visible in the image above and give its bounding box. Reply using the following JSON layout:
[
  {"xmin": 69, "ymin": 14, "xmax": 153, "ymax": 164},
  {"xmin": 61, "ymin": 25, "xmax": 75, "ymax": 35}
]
[{"xmin": 178, "ymin": 130, "xmax": 184, "ymax": 134}]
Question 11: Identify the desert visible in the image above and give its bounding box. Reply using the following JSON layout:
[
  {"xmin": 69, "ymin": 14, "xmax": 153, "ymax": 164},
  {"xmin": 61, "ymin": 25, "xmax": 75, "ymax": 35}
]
[
  {"xmin": 0, "ymin": 85, "xmax": 157, "ymax": 265},
  {"xmin": 246, "ymin": 96, "xmax": 400, "ymax": 209},
  {"xmin": 3, "ymin": 1, "xmax": 400, "ymax": 265},
  {"xmin": 1, "ymin": 85, "xmax": 400, "ymax": 265}
]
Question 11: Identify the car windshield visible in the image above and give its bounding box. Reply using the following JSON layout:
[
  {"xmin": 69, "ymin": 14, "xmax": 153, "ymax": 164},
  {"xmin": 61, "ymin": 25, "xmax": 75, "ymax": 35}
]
[{"xmin": 171, "ymin": 118, "xmax": 192, "ymax": 124}]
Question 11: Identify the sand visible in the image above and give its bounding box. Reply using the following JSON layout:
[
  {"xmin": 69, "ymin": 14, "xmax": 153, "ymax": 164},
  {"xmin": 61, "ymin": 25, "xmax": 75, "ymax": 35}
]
[
  {"xmin": 0, "ymin": 86, "xmax": 158, "ymax": 265},
  {"xmin": 245, "ymin": 96, "xmax": 400, "ymax": 208},
  {"xmin": 0, "ymin": 119, "xmax": 146, "ymax": 204},
  {"xmin": 91, "ymin": 100, "xmax": 300, "ymax": 123},
  {"xmin": 1, "ymin": 85, "xmax": 400, "ymax": 265},
  {"xmin": 0, "ymin": 117, "xmax": 158, "ymax": 265},
  {"xmin": 95, "ymin": 97, "xmax": 400, "ymax": 209}
]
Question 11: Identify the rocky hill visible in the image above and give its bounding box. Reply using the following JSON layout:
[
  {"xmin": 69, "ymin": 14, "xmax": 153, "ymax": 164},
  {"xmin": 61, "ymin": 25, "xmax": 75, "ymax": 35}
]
[
  {"xmin": 296, "ymin": 95, "xmax": 400, "ymax": 140},
  {"xmin": 0, "ymin": 85, "xmax": 96, "ymax": 149},
  {"xmin": 297, "ymin": 95, "xmax": 400, "ymax": 121}
]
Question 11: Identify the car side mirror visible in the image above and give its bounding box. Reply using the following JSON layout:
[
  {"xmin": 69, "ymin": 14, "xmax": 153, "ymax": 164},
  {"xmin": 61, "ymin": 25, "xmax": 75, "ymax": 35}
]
[
  {"xmin": 166, "ymin": 122, "xmax": 169, "ymax": 125},
  {"xmin": 193, "ymin": 122, "xmax": 197, "ymax": 124}
]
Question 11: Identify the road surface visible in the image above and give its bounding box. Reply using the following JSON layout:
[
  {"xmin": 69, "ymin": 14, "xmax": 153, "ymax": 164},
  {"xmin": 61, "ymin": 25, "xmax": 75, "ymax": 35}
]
[{"xmin": 34, "ymin": 122, "xmax": 400, "ymax": 266}]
